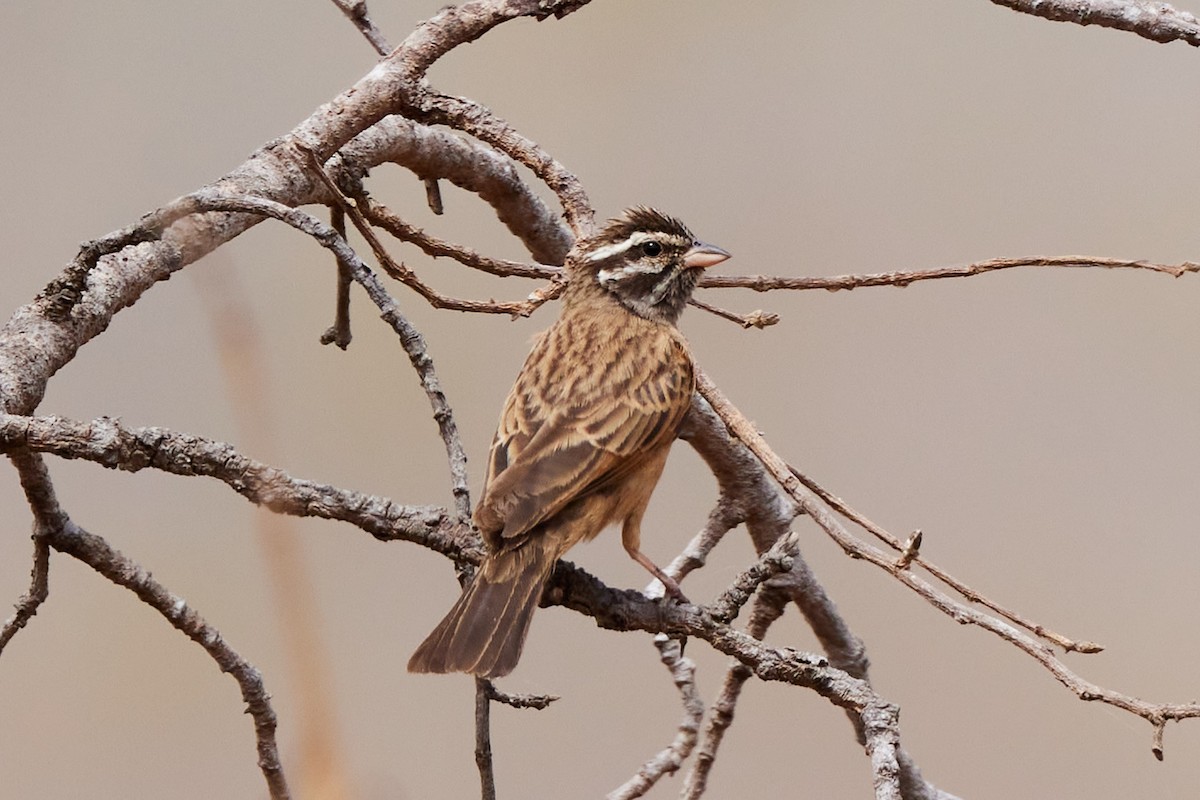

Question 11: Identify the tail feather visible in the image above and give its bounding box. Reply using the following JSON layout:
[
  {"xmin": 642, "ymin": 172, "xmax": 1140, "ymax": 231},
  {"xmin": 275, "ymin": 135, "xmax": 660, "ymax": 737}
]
[{"xmin": 408, "ymin": 545, "xmax": 554, "ymax": 678}]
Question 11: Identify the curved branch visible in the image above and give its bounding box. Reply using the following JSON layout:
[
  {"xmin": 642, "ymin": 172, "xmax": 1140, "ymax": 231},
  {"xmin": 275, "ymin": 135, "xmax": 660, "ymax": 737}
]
[
  {"xmin": 335, "ymin": 116, "xmax": 572, "ymax": 265},
  {"xmin": 8, "ymin": 450, "xmax": 290, "ymax": 798},
  {"xmin": 412, "ymin": 91, "xmax": 595, "ymax": 237},
  {"xmin": 182, "ymin": 190, "xmax": 475, "ymax": 521}
]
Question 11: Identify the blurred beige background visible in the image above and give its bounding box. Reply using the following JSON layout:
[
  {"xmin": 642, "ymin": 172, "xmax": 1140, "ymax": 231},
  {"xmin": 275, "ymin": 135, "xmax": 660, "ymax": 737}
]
[{"xmin": 2, "ymin": 1, "xmax": 1199, "ymax": 798}]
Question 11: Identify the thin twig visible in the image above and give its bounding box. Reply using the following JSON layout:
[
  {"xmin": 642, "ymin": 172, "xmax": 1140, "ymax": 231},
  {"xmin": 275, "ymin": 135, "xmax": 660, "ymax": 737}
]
[
  {"xmin": 791, "ymin": 465, "xmax": 1102, "ymax": 654},
  {"xmin": 424, "ymin": 178, "xmax": 445, "ymax": 214},
  {"xmin": 483, "ymin": 683, "xmax": 559, "ymax": 710},
  {"xmin": 682, "ymin": 587, "xmax": 788, "ymax": 800},
  {"xmin": 185, "ymin": 189, "xmax": 476, "ymax": 522},
  {"xmin": 0, "ymin": 525, "xmax": 50, "ymax": 655},
  {"xmin": 687, "ymin": 296, "xmax": 779, "ymax": 329},
  {"xmin": 659, "ymin": 497, "xmax": 743, "ymax": 590},
  {"xmin": 329, "ymin": 0, "xmax": 392, "ymax": 56},
  {"xmin": 319, "ymin": 206, "xmax": 354, "ymax": 349},
  {"xmin": 606, "ymin": 635, "xmax": 703, "ymax": 800},
  {"xmin": 307, "ymin": 147, "xmax": 557, "ymax": 319},
  {"xmin": 334, "ymin": 117, "xmax": 573, "ymax": 266},
  {"xmin": 694, "ymin": 369, "xmax": 1200, "ymax": 757},
  {"xmin": 698, "ymin": 256, "xmax": 1200, "ymax": 293},
  {"xmin": 706, "ymin": 530, "xmax": 802, "ymax": 624},
  {"xmin": 356, "ymin": 194, "xmax": 560, "ymax": 280},
  {"xmin": 475, "ymin": 678, "xmax": 497, "ymax": 800}
]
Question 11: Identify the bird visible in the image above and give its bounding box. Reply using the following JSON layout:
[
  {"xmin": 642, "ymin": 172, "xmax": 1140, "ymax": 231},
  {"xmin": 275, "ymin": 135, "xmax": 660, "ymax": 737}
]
[{"xmin": 407, "ymin": 207, "xmax": 730, "ymax": 678}]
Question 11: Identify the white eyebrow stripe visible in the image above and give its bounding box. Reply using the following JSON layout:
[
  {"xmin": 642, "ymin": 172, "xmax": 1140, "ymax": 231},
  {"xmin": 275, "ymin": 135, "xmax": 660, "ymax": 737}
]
[
  {"xmin": 597, "ymin": 262, "xmax": 664, "ymax": 286},
  {"xmin": 584, "ymin": 230, "xmax": 658, "ymax": 262}
]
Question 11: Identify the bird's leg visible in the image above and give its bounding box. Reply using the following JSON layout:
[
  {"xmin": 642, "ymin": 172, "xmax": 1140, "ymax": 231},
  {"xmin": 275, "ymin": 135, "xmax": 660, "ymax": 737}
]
[
  {"xmin": 623, "ymin": 515, "xmax": 689, "ymax": 602},
  {"xmin": 626, "ymin": 546, "xmax": 689, "ymax": 603}
]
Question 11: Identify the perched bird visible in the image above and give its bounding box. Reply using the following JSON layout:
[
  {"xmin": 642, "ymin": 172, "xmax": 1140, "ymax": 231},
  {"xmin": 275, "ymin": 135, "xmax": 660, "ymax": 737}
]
[{"xmin": 407, "ymin": 207, "xmax": 730, "ymax": 678}]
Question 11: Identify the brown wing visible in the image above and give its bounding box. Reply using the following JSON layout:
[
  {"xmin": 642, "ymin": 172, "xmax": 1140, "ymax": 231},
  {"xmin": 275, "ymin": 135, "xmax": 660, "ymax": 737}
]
[{"xmin": 474, "ymin": 333, "xmax": 693, "ymax": 550}]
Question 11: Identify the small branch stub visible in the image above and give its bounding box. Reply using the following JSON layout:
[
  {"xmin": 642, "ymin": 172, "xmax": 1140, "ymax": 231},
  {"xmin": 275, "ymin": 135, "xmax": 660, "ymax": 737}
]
[{"xmin": 894, "ymin": 530, "xmax": 923, "ymax": 572}]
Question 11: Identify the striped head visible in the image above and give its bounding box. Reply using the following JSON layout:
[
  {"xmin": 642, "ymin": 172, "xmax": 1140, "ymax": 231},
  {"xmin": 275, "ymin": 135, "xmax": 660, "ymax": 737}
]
[{"xmin": 571, "ymin": 207, "xmax": 730, "ymax": 325}]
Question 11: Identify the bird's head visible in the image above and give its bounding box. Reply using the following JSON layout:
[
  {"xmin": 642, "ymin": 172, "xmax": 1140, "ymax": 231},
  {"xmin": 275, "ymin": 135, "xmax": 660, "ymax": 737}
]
[{"xmin": 570, "ymin": 207, "xmax": 730, "ymax": 325}]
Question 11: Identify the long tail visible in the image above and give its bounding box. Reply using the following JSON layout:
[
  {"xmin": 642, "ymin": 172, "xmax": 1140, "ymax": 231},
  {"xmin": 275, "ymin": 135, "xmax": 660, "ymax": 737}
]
[{"xmin": 407, "ymin": 542, "xmax": 556, "ymax": 678}]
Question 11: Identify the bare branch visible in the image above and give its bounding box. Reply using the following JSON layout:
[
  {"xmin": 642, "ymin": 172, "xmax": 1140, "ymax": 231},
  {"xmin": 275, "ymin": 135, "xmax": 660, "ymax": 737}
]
[
  {"xmin": 990, "ymin": 0, "xmax": 1200, "ymax": 47},
  {"xmin": 694, "ymin": 369, "xmax": 1200, "ymax": 756},
  {"xmin": 413, "ymin": 91, "xmax": 595, "ymax": 237},
  {"xmin": 474, "ymin": 678, "xmax": 497, "ymax": 800},
  {"xmin": 0, "ymin": 6, "xmax": 581, "ymax": 421},
  {"xmin": 182, "ymin": 190, "xmax": 475, "ymax": 521},
  {"xmin": 659, "ymin": 497, "xmax": 743, "ymax": 588},
  {"xmin": 0, "ymin": 413, "xmax": 474, "ymax": 560},
  {"xmin": 698, "ymin": 256, "xmax": 1200, "ymax": 293},
  {"xmin": 335, "ymin": 116, "xmax": 572, "ymax": 265},
  {"xmin": 315, "ymin": 0, "xmax": 598, "ymax": 235},
  {"xmin": 424, "ymin": 177, "xmax": 445, "ymax": 215},
  {"xmin": 0, "ymin": 522, "xmax": 49, "ymax": 655},
  {"xmin": 8, "ymin": 451, "xmax": 291, "ymax": 798},
  {"xmin": 686, "ymin": 296, "xmax": 779, "ymax": 329},
  {"xmin": 549, "ymin": 560, "xmax": 904, "ymax": 799},
  {"xmin": 356, "ymin": 194, "xmax": 560, "ymax": 280},
  {"xmin": 329, "ymin": 0, "xmax": 392, "ymax": 56},
  {"xmin": 707, "ymin": 530, "xmax": 802, "ymax": 625},
  {"xmin": 306, "ymin": 148, "xmax": 556, "ymax": 319},
  {"xmin": 319, "ymin": 206, "xmax": 355, "ymax": 349},
  {"xmin": 682, "ymin": 587, "xmax": 787, "ymax": 800},
  {"xmin": 483, "ymin": 683, "xmax": 559, "ymax": 710},
  {"xmin": 790, "ymin": 465, "xmax": 1103, "ymax": 654},
  {"xmin": 0, "ymin": 412, "xmax": 943, "ymax": 797},
  {"xmin": 683, "ymin": 397, "xmax": 957, "ymax": 798}
]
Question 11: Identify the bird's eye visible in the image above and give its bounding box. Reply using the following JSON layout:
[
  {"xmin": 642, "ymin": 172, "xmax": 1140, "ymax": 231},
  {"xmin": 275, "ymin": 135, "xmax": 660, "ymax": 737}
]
[{"xmin": 640, "ymin": 240, "xmax": 663, "ymax": 257}]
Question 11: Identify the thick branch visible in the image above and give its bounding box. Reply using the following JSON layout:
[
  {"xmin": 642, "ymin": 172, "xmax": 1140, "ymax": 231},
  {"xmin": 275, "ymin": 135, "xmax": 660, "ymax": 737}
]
[
  {"xmin": 334, "ymin": 116, "xmax": 572, "ymax": 265},
  {"xmin": 991, "ymin": 0, "xmax": 1200, "ymax": 46},
  {"xmin": 0, "ymin": 4, "xmax": 577, "ymax": 421}
]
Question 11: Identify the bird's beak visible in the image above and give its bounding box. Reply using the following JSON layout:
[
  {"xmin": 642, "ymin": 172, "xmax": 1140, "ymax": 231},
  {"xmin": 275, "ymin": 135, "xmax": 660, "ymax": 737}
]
[{"xmin": 682, "ymin": 241, "xmax": 731, "ymax": 270}]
